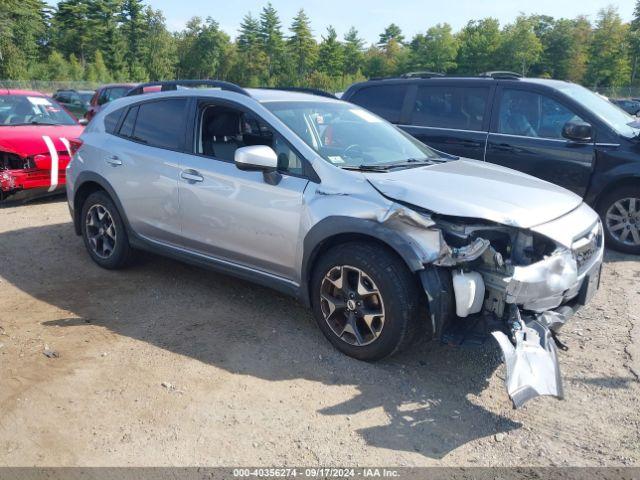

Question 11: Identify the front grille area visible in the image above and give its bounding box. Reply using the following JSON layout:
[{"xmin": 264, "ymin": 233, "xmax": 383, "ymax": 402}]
[{"xmin": 573, "ymin": 222, "xmax": 603, "ymax": 274}]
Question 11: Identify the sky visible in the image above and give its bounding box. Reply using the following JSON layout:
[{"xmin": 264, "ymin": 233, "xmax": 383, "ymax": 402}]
[{"xmin": 46, "ymin": 0, "xmax": 636, "ymax": 43}]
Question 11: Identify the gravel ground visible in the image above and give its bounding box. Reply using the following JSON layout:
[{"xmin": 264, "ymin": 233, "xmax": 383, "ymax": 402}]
[{"xmin": 0, "ymin": 197, "xmax": 638, "ymax": 466}]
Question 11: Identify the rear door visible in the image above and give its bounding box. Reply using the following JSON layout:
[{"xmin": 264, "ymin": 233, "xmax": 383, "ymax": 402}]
[
  {"xmin": 399, "ymin": 82, "xmax": 493, "ymax": 160},
  {"xmin": 485, "ymin": 85, "xmax": 595, "ymax": 196},
  {"xmin": 103, "ymin": 97, "xmax": 189, "ymax": 244},
  {"xmin": 345, "ymin": 83, "xmax": 411, "ymax": 124}
]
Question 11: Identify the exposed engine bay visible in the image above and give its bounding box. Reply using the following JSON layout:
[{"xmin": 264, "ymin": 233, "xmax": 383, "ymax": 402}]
[{"xmin": 411, "ymin": 204, "xmax": 604, "ymax": 408}]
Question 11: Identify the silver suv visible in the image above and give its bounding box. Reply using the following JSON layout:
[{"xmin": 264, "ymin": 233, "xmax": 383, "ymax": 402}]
[{"xmin": 66, "ymin": 80, "xmax": 604, "ymax": 407}]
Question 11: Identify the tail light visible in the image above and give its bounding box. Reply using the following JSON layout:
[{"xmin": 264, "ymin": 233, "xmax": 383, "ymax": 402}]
[{"xmin": 69, "ymin": 138, "xmax": 83, "ymax": 156}]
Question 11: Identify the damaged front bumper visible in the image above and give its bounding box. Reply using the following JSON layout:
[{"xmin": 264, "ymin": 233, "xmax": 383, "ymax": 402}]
[{"xmin": 421, "ymin": 209, "xmax": 604, "ymax": 408}]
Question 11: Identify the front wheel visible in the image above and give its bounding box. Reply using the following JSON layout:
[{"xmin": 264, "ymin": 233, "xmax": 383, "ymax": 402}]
[
  {"xmin": 310, "ymin": 243, "xmax": 424, "ymax": 361},
  {"xmin": 598, "ymin": 186, "xmax": 640, "ymax": 255}
]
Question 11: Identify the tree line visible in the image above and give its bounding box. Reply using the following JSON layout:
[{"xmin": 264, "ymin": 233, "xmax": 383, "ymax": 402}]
[{"xmin": 1, "ymin": 0, "xmax": 639, "ymax": 92}]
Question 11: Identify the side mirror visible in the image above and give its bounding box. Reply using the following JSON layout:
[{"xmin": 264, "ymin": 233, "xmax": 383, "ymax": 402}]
[
  {"xmin": 234, "ymin": 145, "xmax": 278, "ymax": 171},
  {"xmin": 79, "ymin": 118, "xmax": 88, "ymax": 126},
  {"xmin": 562, "ymin": 120, "xmax": 593, "ymax": 142}
]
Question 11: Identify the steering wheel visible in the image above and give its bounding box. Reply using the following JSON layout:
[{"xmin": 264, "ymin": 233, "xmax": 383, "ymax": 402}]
[{"xmin": 343, "ymin": 144, "xmax": 363, "ymax": 159}]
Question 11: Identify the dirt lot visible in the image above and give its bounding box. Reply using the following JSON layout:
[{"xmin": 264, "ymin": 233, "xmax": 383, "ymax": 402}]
[{"xmin": 0, "ymin": 197, "xmax": 639, "ymax": 467}]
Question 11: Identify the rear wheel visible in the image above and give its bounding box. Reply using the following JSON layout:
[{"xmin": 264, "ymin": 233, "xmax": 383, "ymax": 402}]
[
  {"xmin": 310, "ymin": 242, "xmax": 423, "ymax": 361},
  {"xmin": 81, "ymin": 190, "xmax": 132, "ymax": 269},
  {"xmin": 598, "ymin": 185, "xmax": 640, "ymax": 255}
]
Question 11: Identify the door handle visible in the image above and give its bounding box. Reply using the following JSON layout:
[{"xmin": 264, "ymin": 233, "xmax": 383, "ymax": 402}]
[
  {"xmin": 180, "ymin": 169, "xmax": 204, "ymax": 183},
  {"xmin": 105, "ymin": 155, "xmax": 122, "ymax": 166}
]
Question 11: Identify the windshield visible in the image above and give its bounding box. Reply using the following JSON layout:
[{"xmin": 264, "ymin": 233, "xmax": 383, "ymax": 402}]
[
  {"xmin": 109, "ymin": 87, "xmax": 129, "ymax": 100},
  {"xmin": 556, "ymin": 83, "xmax": 640, "ymax": 139},
  {"xmin": 0, "ymin": 95, "xmax": 77, "ymax": 126},
  {"xmin": 79, "ymin": 92, "xmax": 94, "ymax": 103},
  {"xmin": 264, "ymin": 101, "xmax": 444, "ymax": 169}
]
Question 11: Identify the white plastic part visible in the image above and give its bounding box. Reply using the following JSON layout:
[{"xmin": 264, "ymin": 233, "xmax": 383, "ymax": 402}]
[{"xmin": 452, "ymin": 270, "xmax": 485, "ymax": 317}]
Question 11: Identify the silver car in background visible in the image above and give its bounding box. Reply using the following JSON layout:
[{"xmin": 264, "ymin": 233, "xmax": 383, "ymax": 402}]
[{"xmin": 66, "ymin": 81, "xmax": 604, "ymax": 407}]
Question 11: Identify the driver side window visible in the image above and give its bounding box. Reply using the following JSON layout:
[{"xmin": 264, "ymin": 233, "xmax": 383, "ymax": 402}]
[
  {"xmin": 497, "ymin": 89, "xmax": 584, "ymax": 140},
  {"xmin": 197, "ymin": 104, "xmax": 304, "ymax": 175}
]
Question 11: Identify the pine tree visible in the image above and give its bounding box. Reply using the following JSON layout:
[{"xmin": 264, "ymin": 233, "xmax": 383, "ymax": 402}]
[
  {"xmin": 121, "ymin": 0, "xmax": 146, "ymax": 79},
  {"xmin": 378, "ymin": 24, "xmax": 404, "ymax": 50},
  {"xmin": 234, "ymin": 12, "xmax": 268, "ymax": 86},
  {"xmin": 288, "ymin": 9, "xmax": 317, "ymax": 79},
  {"xmin": 237, "ymin": 13, "xmax": 261, "ymax": 53},
  {"xmin": 343, "ymin": 27, "xmax": 364, "ymax": 76},
  {"xmin": 317, "ymin": 26, "xmax": 344, "ymax": 76},
  {"xmin": 259, "ymin": 3, "xmax": 285, "ymax": 80}
]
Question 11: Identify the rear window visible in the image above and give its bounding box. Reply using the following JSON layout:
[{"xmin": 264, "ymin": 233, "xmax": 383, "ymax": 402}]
[
  {"xmin": 118, "ymin": 106, "xmax": 138, "ymax": 138},
  {"xmin": 347, "ymin": 84, "xmax": 407, "ymax": 123},
  {"xmin": 411, "ymin": 86, "xmax": 490, "ymax": 131},
  {"xmin": 129, "ymin": 99, "xmax": 188, "ymax": 150}
]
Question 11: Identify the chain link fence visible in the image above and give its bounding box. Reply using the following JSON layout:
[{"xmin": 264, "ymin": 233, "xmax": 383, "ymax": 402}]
[
  {"xmin": 591, "ymin": 86, "xmax": 640, "ymax": 99},
  {"xmin": 0, "ymin": 80, "xmax": 103, "ymax": 96},
  {"xmin": 2, "ymin": 79, "xmax": 640, "ymax": 100}
]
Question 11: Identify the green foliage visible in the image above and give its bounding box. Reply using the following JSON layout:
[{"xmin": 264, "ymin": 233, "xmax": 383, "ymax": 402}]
[
  {"xmin": 259, "ymin": 2, "xmax": 285, "ymax": 81},
  {"xmin": 456, "ymin": 18, "xmax": 502, "ymax": 75},
  {"xmin": 499, "ymin": 15, "xmax": 543, "ymax": 76},
  {"xmin": 586, "ymin": 7, "xmax": 631, "ymax": 87},
  {"xmin": 0, "ymin": 1, "xmax": 636, "ymax": 90},
  {"xmin": 287, "ymin": 9, "xmax": 317, "ymax": 81},
  {"xmin": 317, "ymin": 26, "xmax": 344, "ymax": 76},
  {"xmin": 409, "ymin": 23, "xmax": 458, "ymax": 73},
  {"xmin": 378, "ymin": 24, "xmax": 405, "ymax": 49},
  {"xmin": 342, "ymin": 27, "xmax": 365, "ymax": 76}
]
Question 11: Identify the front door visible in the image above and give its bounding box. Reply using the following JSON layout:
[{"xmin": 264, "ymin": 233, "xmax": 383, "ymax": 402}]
[
  {"xmin": 485, "ymin": 87, "xmax": 595, "ymax": 196},
  {"xmin": 177, "ymin": 101, "xmax": 309, "ymax": 280}
]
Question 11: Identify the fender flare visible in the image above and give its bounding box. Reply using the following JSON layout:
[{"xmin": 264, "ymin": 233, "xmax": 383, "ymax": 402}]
[
  {"xmin": 71, "ymin": 171, "xmax": 133, "ymax": 237},
  {"xmin": 585, "ymin": 166, "xmax": 640, "ymax": 207},
  {"xmin": 299, "ymin": 215, "xmax": 428, "ymax": 305}
]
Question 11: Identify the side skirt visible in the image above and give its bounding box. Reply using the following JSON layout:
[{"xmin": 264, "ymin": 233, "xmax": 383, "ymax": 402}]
[{"xmin": 129, "ymin": 234, "xmax": 302, "ymax": 301}]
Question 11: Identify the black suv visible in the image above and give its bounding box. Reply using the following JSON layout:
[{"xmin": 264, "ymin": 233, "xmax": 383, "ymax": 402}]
[{"xmin": 343, "ymin": 73, "xmax": 640, "ymax": 254}]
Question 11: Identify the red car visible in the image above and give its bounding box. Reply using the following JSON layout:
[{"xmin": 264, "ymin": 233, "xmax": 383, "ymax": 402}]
[
  {"xmin": 84, "ymin": 83, "xmax": 135, "ymax": 122},
  {"xmin": 0, "ymin": 89, "xmax": 83, "ymax": 201}
]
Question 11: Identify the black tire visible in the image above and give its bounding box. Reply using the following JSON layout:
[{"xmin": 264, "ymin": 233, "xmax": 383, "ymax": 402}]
[
  {"xmin": 597, "ymin": 185, "xmax": 640, "ymax": 255},
  {"xmin": 310, "ymin": 242, "xmax": 424, "ymax": 361},
  {"xmin": 80, "ymin": 190, "xmax": 133, "ymax": 269}
]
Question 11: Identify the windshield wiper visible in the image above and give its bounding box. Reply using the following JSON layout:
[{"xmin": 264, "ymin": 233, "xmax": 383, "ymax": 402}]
[
  {"xmin": 5, "ymin": 121, "xmax": 61, "ymax": 126},
  {"xmin": 341, "ymin": 164, "xmax": 395, "ymax": 172}
]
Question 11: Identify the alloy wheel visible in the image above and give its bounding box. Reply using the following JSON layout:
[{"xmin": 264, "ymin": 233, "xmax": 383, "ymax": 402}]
[
  {"xmin": 606, "ymin": 197, "xmax": 640, "ymax": 246},
  {"xmin": 85, "ymin": 204, "xmax": 117, "ymax": 258},
  {"xmin": 320, "ymin": 265, "xmax": 385, "ymax": 347}
]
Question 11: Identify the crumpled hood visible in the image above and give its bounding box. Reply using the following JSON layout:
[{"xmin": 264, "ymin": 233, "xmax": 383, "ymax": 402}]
[
  {"xmin": 365, "ymin": 159, "xmax": 583, "ymax": 229},
  {"xmin": 0, "ymin": 125, "xmax": 83, "ymax": 157}
]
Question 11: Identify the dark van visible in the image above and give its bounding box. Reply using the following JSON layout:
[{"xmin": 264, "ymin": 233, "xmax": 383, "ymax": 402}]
[{"xmin": 343, "ymin": 73, "xmax": 640, "ymax": 254}]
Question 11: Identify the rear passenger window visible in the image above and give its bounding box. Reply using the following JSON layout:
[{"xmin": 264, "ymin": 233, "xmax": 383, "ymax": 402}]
[
  {"xmin": 119, "ymin": 106, "xmax": 138, "ymax": 138},
  {"xmin": 130, "ymin": 99, "xmax": 188, "ymax": 150},
  {"xmin": 348, "ymin": 85, "xmax": 407, "ymax": 123},
  {"xmin": 104, "ymin": 109, "xmax": 123, "ymax": 134},
  {"xmin": 411, "ymin": 86, "xmax": 489, "ymax": 130}
]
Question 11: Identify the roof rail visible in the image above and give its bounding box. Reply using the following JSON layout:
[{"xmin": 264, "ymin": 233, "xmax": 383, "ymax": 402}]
[
  {"xmin": 261, "ymin": 87, "xmax": 337, "ymax": 99},
  {"xmin": 479, "ymin": 71, "xmax": 522, "ymax": 79},
  {"xmin": 400, "ymin": 71, "xmax": 445, "ymax": 79},
  {"xmin": 125, "ymin": 79, "xmax": 251, "ymax": 97}
]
